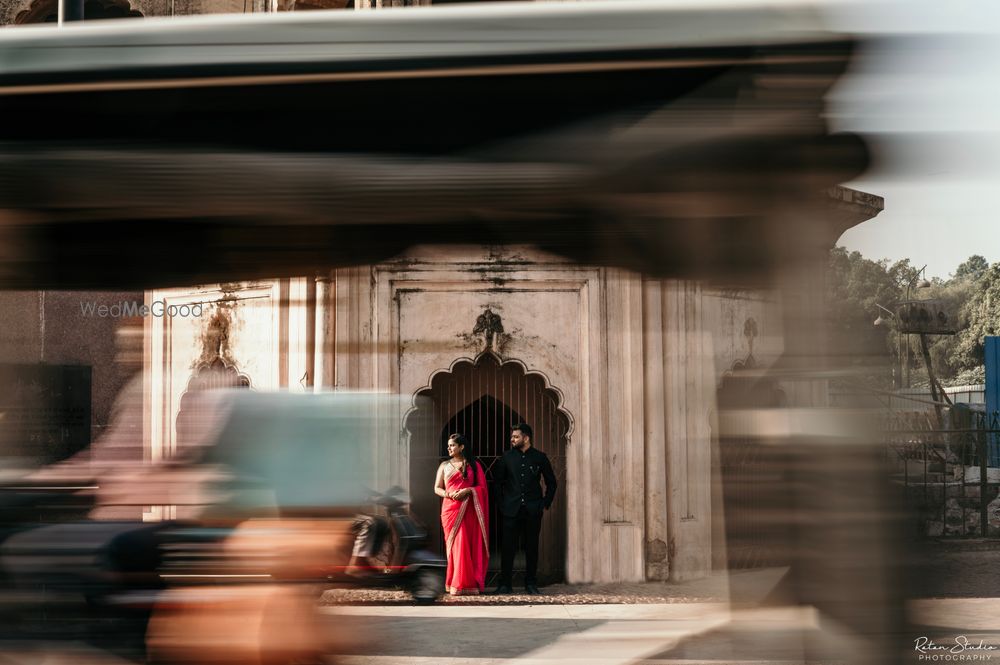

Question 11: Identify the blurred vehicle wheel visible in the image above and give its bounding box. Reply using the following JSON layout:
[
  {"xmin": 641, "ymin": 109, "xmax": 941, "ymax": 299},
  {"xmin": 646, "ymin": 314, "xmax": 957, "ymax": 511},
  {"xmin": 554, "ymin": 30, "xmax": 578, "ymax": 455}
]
[{"xmin": 410, "ymin": 568, "xmax": 444, "ymax": 604}]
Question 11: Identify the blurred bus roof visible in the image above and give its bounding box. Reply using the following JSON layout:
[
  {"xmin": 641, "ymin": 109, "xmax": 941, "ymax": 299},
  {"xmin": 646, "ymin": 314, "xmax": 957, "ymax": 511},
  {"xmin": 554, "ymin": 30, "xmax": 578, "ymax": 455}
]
[
  {"xmin": 0, "ymin": 0, "xmax": 839, "ymax": 88},
  {"xmin": 0, "ymin": 0, "xmax": 879, "ymax": 289}
]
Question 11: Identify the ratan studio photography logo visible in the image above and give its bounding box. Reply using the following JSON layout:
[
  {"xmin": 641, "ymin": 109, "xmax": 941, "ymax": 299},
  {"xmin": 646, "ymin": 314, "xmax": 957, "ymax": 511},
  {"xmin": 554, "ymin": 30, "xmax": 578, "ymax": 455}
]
[
  {"xmin": 79, "ymin": 300, "xmax": 204, "ymax": 318},
  {"xmin": 914, "ymin": 636, "xmax": 998, "ymax": 661}
]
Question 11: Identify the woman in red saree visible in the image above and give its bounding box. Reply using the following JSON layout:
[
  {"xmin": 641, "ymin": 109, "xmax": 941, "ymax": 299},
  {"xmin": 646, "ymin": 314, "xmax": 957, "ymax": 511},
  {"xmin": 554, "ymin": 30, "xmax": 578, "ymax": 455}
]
[{"xmin": 434, "ymin": 434, "xmax": 489, "ymax": 595}]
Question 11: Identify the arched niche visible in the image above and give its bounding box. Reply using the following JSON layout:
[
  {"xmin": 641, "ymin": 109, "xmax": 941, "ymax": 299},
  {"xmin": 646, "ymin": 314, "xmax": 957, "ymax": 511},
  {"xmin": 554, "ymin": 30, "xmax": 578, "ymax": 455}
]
[{"xmin": 404, "ymin": 352, "xmax": 570, "ymax": 584}]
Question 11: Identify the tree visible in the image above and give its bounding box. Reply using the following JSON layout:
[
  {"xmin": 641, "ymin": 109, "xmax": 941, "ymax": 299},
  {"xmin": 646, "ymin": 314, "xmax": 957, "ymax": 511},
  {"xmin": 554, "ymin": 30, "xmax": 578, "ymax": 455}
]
[
  {"xmin": 912, "ymin": 276, "xmax": 975, "ymax": 387},
  {"xmin": 883, "ymin": 258, "xmax": 986, "ymax": 389},
  {"xmin": 826, "ymin": 247, "xmax": 915, "ymax": 389},
  {"xmin": 954, "ymin": 255, "xmax": 989, "ymax": 282},
  {"xmin": 916, "ymin": 254, "xmax": 994, "ymax": 386},
  {"xmin": 952, "ymin": 261, "xmax": 1000, "ymax": 377},
  {"xmin": 827, "ymin": 249, "xmax": 994, "ymax": 392}
]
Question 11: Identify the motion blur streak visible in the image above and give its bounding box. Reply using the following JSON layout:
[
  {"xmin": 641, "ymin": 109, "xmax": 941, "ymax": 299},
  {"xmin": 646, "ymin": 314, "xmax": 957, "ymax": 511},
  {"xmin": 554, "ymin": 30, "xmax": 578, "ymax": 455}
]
[
  {"xmin": 0, "ymin": 1, "xmax": 942, "ymax": 664},
  {"xmin": 0, "ymin": 0, "xmax": 865, "ymax": 288}
]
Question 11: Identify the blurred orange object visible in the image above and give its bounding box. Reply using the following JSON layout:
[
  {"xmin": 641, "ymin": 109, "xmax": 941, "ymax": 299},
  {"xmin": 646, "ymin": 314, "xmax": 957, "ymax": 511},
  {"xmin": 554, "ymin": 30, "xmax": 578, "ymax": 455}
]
[
  {"xmin": 147, "ymin": 518, "xmax": 358, "ymax": 663},
  {"xmin": 146, "ymin": 583, "xmax": 330, "ymax": 665},
  {"xmin": 221, "ymin": 518, "xmax": 356, "ymax": 581}
]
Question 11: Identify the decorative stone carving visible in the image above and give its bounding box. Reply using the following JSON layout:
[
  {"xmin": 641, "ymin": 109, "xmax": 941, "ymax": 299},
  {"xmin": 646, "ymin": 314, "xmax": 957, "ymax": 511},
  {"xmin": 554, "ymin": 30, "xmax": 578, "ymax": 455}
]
[
  {"xmin": 472, "ymin": 307, "xmax": 504, "ymax": 355},
  {"xmin": 740, "ymin": 317, "xmax": 759, "ymax": 369},
  {"xmin": 743, "ymin": 317, "xmax": 758, "ymax": 351}
]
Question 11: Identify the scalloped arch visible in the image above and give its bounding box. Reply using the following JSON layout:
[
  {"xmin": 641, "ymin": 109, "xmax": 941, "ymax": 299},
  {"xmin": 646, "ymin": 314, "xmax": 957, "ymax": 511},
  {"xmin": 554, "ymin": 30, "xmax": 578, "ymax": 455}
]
[{"xmin": 403, "ymin": 351, "xmax": 574, "ymax": 441}]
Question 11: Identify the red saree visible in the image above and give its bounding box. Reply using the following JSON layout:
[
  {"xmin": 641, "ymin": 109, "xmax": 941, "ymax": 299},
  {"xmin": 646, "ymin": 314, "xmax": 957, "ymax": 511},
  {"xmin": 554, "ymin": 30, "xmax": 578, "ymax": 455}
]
[{"xmin": 440, "ymin": 460, "xmax": 489, "ymax": 595}]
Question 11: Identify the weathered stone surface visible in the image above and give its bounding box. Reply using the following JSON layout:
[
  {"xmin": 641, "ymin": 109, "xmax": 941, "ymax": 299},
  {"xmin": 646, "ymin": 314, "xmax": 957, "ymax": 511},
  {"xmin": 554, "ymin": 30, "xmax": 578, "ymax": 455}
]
[
  {"xmin": 141, "ymin": 247, "xmax": 823, "ymax": 583},
  {"xmin": 2, "ymin": 0, "xmax": 164, "ymax": 24},
  {"xmin": 987, "ymin": 494, "xmax": 1000, "ymax": 535},
  {"xmin": 0, "ymin": 0, "xmax": 40, "ymax": 25},
  {"xmin": 0, "ymin": 291, "xmax": 142, "ymax": 468}
]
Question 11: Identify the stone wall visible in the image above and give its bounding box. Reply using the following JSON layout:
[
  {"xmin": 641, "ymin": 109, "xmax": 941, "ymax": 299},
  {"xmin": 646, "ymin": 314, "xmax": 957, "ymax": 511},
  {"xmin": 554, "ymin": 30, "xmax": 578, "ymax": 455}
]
[
  {"xmin": 142, "ymin": 247, "xmax": 785, "ymax": 583},
  {"xmin": 0, "ymin": 290, "xmax": 142, "ymax": 465}
]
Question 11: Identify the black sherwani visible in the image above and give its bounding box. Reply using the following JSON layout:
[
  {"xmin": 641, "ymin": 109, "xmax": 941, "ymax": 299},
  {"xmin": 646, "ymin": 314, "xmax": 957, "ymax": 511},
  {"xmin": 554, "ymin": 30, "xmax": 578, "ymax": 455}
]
[{"xmin": 492, "ymin": 445, "xmax": 557, "ymax": 586}]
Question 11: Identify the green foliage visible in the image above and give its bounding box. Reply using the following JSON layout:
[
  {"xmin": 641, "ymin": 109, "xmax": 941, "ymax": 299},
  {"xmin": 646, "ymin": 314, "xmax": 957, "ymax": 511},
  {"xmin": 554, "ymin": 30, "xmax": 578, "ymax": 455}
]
[
  {"xmin": 921, "ymin": 274, "xmax": 978, "ymax": 379},
  {"xmin": 954, "ymin": 255, "xmax": 989, "ymax": 281},
  {"xmin": 826, "ymin": 249, "xmax": 993, "ymax": 389},
  {"xmin": 826, "ymin": 247, "xmax": 916, "ymax": 388},
  {"xmin": 952, "ymin": 261, "xmax": 1000, "ymax": 373}
]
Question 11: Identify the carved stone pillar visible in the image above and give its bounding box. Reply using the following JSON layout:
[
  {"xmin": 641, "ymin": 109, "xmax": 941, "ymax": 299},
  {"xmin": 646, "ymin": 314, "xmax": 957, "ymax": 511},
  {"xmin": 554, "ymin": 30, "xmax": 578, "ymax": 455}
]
[
  {"xmin": 333, "ymin": 266, "xmax": 375, "ymax": 391},
  {"xmin": 642, "ymin": 278, "xmax": 669, "ymax": 580},
  {"xmin": 313, "ymin": 273, "xmax": 334, "ymax": 389},
  {"xmin": 660, "ymin": 280, "xmax": 715, "ymax": 582},
  {"xmin": 595, "ymin": 269, "xmax": 646, "ymax": 582}
]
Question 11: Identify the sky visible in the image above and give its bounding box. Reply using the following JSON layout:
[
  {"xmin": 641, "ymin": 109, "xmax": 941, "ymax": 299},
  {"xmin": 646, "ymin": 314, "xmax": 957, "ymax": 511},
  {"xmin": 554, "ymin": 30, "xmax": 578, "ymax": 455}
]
[{"xmin": 818, "ymin": 0, "xmax": 1000, "ymax": 279}]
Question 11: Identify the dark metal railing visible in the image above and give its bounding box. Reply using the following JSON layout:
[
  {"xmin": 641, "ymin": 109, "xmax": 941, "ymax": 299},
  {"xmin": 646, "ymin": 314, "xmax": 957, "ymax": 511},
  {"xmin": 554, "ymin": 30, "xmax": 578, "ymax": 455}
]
[{"xmin": 884, "ymin": 407, "xmax": 1000, "ymax": 538}]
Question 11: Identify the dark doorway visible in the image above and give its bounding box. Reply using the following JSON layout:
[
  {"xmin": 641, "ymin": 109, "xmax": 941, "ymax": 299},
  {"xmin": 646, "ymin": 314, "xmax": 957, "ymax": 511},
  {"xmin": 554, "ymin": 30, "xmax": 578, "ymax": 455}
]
[{"xmin": 405, "ymin": 353, "xmax": 569, "ymax": 584}]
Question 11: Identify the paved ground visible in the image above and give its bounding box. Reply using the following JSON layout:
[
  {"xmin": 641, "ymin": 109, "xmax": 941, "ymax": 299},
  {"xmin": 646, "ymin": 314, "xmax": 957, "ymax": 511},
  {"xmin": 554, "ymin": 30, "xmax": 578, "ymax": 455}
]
[
  {"xmin": 319, "ymin": 567, "xmax": 763, "ymax": 606},
  {"xmin": 323, "ymin": 601, "xmax": 1000, "ymax": 665},
  {"xmin": 320, "ymin": 549, "xmax": 1000, "ymax": 665},
  {"xmin": 319, "ymin": 568, "xmax": 863, "ymax": 664},
  {"xmin": 322, "ymin": 602, "xmax": 834, "ymax": 665},
  {"xmin": 917, "ymin": 545, "xmax": 1000, "ymax": 598},
  {"xmin": 6, "ymin": 549, "xmax": 999, "ymax": 664}
]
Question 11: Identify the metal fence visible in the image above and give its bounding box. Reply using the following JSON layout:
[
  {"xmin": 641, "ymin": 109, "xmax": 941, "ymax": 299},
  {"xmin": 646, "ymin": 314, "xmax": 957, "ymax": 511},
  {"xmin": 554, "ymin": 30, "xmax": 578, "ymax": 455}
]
[{"xmin": 884, "ymin": 406, "xmax": 1000, "ymax": 538}]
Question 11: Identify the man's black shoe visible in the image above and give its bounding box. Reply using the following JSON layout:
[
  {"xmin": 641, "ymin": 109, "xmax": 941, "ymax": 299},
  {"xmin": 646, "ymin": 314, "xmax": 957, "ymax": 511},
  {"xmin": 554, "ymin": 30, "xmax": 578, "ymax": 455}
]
[
  {"xmin": 524, "ymin": 584, "xmax": 540, "ymax": 595},
  {"xmin": 489, "ymin": 585, "xmax": 513, "ymax": 595}
]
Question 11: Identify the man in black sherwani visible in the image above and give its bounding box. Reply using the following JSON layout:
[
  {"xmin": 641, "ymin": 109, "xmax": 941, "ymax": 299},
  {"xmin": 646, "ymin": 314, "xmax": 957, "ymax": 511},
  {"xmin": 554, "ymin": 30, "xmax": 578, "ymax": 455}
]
[{"xmin": 490, "ymin": 422, "xmax": 557, "ymax": 595}]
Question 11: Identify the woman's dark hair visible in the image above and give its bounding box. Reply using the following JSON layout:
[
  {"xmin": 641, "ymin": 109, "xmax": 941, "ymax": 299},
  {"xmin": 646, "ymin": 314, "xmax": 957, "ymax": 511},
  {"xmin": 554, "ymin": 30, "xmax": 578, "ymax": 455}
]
[{"xmin": 447, "ymin": 433, "xmax": 478, "ymax": 486}]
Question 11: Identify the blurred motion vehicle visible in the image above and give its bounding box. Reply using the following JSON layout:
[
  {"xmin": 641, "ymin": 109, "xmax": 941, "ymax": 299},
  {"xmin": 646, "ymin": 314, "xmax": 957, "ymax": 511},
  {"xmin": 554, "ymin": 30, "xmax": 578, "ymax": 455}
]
[
  {"xmin": 338, "ymin": 486, "xmax": 446, "ymax": 604},
  {"xmin": 0, "ymin": 0, "xmax": 911, "ymax": 663},
  {"xmin": 0, "ymin": 0, "xmax": 867, "ymax": 289},
  {"xmin": 0, "ymin": 391, "xmax": 413, "ymax": 663}
]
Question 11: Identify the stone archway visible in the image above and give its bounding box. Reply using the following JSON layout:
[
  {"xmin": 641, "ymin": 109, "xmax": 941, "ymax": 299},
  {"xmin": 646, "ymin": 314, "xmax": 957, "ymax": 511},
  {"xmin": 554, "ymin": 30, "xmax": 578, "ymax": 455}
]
[
  {"xmin": 173, "ymin": 358, "xmax": 251, "ymax": 458},
  {"xmin": 404, "ymin": 352, "xmax": 570, "ymax": 585},
  {"xmin": 12, "ymin": 0, "xmax": 142, "ymax": 23}
]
